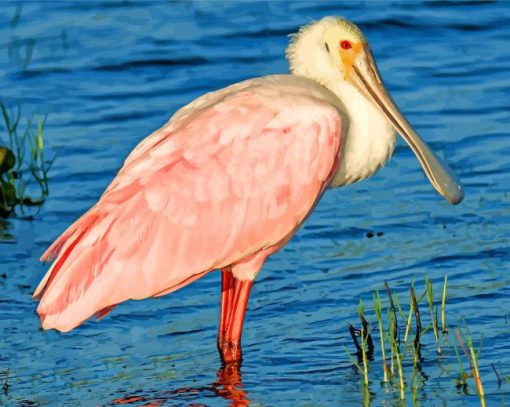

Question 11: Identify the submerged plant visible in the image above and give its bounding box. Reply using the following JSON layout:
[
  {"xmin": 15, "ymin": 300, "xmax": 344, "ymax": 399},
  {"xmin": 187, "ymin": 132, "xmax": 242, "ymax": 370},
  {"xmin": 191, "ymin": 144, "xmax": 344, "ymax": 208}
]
[{"xmin": 0, "ymin": 101, "xmax": 54, "ymax": 217}]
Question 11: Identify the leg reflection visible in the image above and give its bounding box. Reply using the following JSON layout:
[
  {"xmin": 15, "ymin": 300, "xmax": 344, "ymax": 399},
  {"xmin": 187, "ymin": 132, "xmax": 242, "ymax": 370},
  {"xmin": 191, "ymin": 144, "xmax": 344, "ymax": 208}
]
[
  {"xmin": 107, "ymin": 362, "xmax": 250, "ymax": 406},
  {"xmin": 213, "ymin": 362, "xmax": 249, "ymax": 406}
]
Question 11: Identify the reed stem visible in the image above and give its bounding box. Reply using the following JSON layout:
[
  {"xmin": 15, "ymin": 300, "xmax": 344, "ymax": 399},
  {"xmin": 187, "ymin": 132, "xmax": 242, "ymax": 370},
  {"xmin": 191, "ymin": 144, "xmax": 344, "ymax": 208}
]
[
  {"xmin": 425, "ymin": 276, "xmax": 441, "ymax": 354},
  {"xmin": 373, "ymin": 291, "xmax": 388, "ymax": 383},
  {"xmin": 358, "ymin": 300, "xmax": 369, "ymax": 387},
  {"xmin": 455, "ymin": 327, "xmax": 486, "ymax": 407},
  {"xmin": 441, "ymin": 275, "xmax": 448, "ymax": 335}
]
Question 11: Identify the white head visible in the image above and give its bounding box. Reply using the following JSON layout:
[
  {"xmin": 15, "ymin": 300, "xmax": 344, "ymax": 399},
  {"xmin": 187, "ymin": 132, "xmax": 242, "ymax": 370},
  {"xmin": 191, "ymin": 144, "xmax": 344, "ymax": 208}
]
[{"xmin": 286, "ymin": 17, "xmax": 464, "ymax": 205}]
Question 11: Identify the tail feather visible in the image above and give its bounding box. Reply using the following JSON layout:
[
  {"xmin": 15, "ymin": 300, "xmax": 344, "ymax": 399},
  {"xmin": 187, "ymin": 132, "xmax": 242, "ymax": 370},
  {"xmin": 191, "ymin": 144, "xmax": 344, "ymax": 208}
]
[
  {"xmin": 40, "ymin": 231, "xmax": 73, "ymax": 263},
  {"xmin": 34, "ymin": 194, "xmax": 155, "ymax": 332},
  {"xmin": 34, "ymin": 211, "xmax": 101, "ymax": 299},
  {"xmin": 39, "ymin": 207, "xmax": 102, "ymax": 262}
]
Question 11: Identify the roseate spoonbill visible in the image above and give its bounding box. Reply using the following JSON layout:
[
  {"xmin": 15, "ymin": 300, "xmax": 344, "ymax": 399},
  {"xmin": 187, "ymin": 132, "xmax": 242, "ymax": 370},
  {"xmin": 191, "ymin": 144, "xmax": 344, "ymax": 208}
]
[{"xmin": 34, "ymin": 17, "xmax": 464, "ymax": 364}]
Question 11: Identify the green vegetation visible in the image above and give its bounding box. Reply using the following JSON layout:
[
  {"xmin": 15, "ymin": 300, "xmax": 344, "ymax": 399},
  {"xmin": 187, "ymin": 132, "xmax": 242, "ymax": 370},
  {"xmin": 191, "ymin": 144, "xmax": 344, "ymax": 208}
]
[
  {"xmin": 358, "ymin": 300, "xmax": 370, "ymax": 387},
  {"xmin": 425, "ymin": 276, "xmax": 441, "ymax": 354},
  {"xmin": 373, "ymin": 291, "xmax": 389, "ymax": 383},
  {"xmin": 347, "ymin": 276, "xmax": 493, "ymax": 406},
  {"xmin": 455, "ymin": 327, "xmax": 486, "ymax": 406},
  {"xmin": 0, "ymin": 102, "xmax": 54, "ymax": 217}
]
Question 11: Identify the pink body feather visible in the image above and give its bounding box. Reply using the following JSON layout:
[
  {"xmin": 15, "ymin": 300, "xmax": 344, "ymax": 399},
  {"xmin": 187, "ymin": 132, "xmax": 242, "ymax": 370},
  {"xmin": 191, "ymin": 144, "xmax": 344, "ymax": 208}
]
[{"xmin": 34, "ymin": 75, "xmax": 344, "ymax": 332}]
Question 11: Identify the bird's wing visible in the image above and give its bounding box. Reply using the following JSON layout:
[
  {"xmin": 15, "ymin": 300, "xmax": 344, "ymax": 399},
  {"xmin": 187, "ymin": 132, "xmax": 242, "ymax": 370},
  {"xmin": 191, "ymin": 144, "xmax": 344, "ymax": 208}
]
[{"xmin": 34, "ymin": 86, "xmax": 343, "ymax": 332}]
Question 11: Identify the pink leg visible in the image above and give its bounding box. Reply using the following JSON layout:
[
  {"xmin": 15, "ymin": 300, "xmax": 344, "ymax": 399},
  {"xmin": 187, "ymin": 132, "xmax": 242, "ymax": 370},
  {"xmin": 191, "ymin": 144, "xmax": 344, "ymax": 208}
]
[
  {"xmin": 217, "ymin": 270, "xmax": 253, "ymax": 364},
  {"xmin": 218, "ymin": 268, "xmax": 234, "ymax": 349}
]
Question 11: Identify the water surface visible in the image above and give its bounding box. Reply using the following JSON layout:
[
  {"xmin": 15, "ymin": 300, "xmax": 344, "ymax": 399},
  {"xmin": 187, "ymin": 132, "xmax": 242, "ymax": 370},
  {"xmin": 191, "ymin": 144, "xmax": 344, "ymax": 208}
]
[{"xmin": 1, "ymin": 1, "xmax": 509, "ymax": 406}]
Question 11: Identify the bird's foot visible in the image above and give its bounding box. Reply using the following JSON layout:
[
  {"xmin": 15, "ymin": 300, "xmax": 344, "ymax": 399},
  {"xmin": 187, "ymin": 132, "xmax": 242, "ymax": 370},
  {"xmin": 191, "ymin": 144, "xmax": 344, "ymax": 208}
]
[{"xmin": 217, "ymin": 337, "xmax": 242, "ymax": 365}]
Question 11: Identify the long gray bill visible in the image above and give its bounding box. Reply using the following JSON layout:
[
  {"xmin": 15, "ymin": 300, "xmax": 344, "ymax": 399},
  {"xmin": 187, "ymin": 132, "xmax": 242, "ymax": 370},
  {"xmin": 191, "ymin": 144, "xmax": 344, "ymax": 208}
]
[{"xmin": 353, "ymin": 46, "xmax": 464, "ymax": 205}]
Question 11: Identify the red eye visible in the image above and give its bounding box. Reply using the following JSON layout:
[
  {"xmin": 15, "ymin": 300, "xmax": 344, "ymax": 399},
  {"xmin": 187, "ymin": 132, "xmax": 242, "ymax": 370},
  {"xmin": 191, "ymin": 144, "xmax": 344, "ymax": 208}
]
[{"xmin": 340, "ymin": 40, "xmax": 352, "ymax": 50}]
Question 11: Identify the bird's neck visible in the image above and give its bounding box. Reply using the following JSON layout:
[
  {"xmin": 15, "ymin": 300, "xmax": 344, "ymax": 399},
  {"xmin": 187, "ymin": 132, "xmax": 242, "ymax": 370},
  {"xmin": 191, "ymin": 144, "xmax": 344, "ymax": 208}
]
[
  {"xmin": 290, "ymin": 69, "xmax": 396, "ymax": 187},
  {"xmin": 324, "ymin": 79, "xmax": 396, "ymax": 187}
]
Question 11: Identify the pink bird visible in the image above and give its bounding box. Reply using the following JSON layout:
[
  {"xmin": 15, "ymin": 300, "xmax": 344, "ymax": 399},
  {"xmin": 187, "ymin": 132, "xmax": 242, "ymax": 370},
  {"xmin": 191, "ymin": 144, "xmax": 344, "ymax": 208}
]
[{"xmin": 34, "ymin": 17, "xmax": 463, "ymax": 364}]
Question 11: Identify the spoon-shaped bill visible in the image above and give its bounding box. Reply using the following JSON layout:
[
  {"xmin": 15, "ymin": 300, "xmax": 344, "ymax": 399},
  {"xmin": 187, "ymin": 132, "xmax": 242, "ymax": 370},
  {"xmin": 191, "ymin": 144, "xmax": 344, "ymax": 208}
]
[{"xmin": 352, "ymin": 46, "xmax": 464, "ymax": 205}]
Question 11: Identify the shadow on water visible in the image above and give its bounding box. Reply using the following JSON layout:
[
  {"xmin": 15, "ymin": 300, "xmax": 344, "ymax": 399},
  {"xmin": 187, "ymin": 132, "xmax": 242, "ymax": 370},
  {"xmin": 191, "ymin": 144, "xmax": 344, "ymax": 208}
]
[{"xmin": 105, "ymin": 363, "xmax": 249, "ymax": 407}]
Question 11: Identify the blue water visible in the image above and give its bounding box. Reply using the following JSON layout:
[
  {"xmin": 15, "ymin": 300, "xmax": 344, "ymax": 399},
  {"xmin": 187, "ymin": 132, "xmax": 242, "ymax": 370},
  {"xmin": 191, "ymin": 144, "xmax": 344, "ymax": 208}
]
[{"xmin": 1, "ymin": 1, "xmax": 509, "ymax": 406}]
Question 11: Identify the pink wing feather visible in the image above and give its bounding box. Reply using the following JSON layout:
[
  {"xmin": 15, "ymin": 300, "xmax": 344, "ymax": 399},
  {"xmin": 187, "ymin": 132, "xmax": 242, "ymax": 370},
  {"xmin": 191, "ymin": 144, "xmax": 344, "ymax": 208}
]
[{"xmin": 34, "ymin": 84, "xmax": 343, "ymax": 332}]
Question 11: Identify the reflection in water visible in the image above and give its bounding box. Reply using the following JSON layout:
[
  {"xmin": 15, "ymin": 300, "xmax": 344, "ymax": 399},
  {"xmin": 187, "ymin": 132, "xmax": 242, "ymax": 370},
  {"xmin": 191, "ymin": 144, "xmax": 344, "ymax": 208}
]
[
  {"xmin": 213, "ymin": 363, "xmax": 249, "ymax": 406},
  {"xmin": 108, "ymin": 362, "xmax": 249, "ymax": 407}
]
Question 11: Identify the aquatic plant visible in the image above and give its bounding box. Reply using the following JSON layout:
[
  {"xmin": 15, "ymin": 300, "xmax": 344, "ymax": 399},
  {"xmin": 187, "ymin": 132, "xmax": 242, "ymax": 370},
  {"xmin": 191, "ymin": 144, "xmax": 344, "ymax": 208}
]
[
  {"xmin": 455, "ymin": 327, "xmax": 486, "ymax": 406},
  {"xmin": 451, "ymin": 329, "xmax": 469, "ymax": 390},
  {"xmin": 425, "ymin": 276, "xmax": 441, "ymax": 354},
  {"xmin": 373, "ymin": 291, "xmax": 389, "ymax": 383},
  {"xmin": 388, "ymin": 319, "xmax": 405, "ymax": 401},
  {"xmin": 441, "ymin": 275, "xmax": 448, "ymax": 335},
  {"xmin": 358, "ymin": 300, "xmax": 370, "ymax": 387},
  {"xmin": 402, "ymin": 281, "xmax": 414, "ymax": 347},
  {"xmin": 0, "ymin": 102, "xmax": 54, "ymax": 217},
  {"xmin": 346, "ymin": 301, "xmax": 373, "ymax": 388},
  {"xmin": 409, "ymin": 285, "xmax": 422, "ymax": 363},
  {"xmin": 347, "ymin": 276, "xmax": 490, "ymax": 406}
]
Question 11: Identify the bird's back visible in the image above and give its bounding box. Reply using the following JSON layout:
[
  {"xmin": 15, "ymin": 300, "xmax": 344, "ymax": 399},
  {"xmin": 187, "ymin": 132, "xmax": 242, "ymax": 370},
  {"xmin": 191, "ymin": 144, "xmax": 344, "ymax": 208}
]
[
  {"xmin": 121, "ymin": 75, "xmax": 347, "ymax": 169},
  {"xmin": 34, "ymin": 75, "xmax": 345, "ymax": 332}
]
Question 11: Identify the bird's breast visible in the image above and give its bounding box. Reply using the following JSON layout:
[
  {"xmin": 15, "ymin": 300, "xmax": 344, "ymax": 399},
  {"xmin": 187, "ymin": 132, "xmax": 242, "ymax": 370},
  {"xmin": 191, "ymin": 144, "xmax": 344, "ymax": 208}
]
[{"xmin": 328, "ymin": 82, "xmax": 396, "ymax": 188}]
